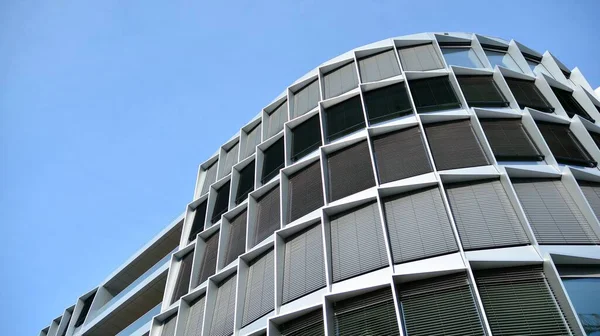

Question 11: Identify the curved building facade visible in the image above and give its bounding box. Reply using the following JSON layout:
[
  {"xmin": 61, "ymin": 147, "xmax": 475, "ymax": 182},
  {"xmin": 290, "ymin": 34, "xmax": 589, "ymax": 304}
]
[{"xmin": 41, "ymin": 32, "xmax": 600, "ymax": 336}]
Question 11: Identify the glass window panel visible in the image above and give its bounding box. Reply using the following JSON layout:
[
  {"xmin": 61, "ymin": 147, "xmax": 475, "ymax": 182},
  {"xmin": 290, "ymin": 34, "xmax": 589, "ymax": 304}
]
[
  {"xmin": 485, "ymin": 50, "xmax": 523, "ymax": 73},
  {"xmin": 441, "ymin": 47, "xmax": 484, "ymax": 68},
  {"xmin": 562, "ymin": 278, "xmax": 600, "ymax": 336},
  {"xmin": 526, "ymin": 59, "xmax": 555, "ymax": 79}
]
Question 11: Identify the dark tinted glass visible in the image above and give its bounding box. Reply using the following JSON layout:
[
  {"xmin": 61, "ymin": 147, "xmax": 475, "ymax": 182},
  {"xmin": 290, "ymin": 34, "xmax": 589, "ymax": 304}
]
[
  {"xmin": 261, "ymin": 138, "xmax": 284, "ymax": 183},
  {"xmin": 479, "ymin": 119, "xmax": 543, "ymax": 161},
  {"xmin": 409, "ymin": 76, "xmax": 461, "ymax": 113},
  {"xmin": 551, "ymin": 87, "xmax": 594, "ymax": 122},
  {"xmin": 235, "ymin": 161, "xmax": 255, "ymax": 205},
  {"xmin": 291, "ymin": 115, "xmax": 322, "ymax": 162},
  {"xmin": 211, "ymin": 181, "xmax": 230, "ymax": 224},
  {"xmin": 456, "ymin": 75, "xmax": 509, "ymax": 107},
  {"xmin": 363, "ymin": 83, "xmax": 413, "ymax": 124},
  {"xmin": 188, "ymin": 200, "xmax": 207, "ymax": 241},
  {"xmin": 536, "ymin": 122, "xmax": 596, "ymax": 167},
  {"xmin": 504, "ymin": 77, "xmax": 554, "ymax": 112},
  {"xmin": 324, "ymin": 96, "xmax": 366, "ymax": 142}
]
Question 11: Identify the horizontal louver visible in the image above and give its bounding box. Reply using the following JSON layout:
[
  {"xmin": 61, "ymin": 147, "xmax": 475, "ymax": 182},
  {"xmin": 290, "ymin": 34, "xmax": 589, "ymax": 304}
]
[
  {"xmin": 457, "ymin": 75, "xmax": 509, "ymax": 107},
  {"xmin": 424, "ymin": 119, "xmax": 490, "ymax": 171},
  {"xmin": 479, "ymin": 118, "xmax": 544, "ymax": 161},
  {"xmin": 242, "ymin": 123, "xmax": 261, "ymax": 160},
  {"xmin": 291, "ymin": 114, "xmax": 322, "ymax": 162},
  {"xmin": 188, "ymin": 200, "xmax": 207, "ymax": 242},
  {"xmin": 330, "ymin": 201, "xmax": 388, "ymax": 282},
  {"xmin": 253, "ymin": 185, "xmax": 280, "ymax": 247},
  {"xmin": 282, "ymin": 223, "xmax": 326, "ymax": 304},
  {"xmin": 211, "ymin": 181, "xmax": 230, "ymax": 224},
  {"xmin": 551, "ymin": 86, "xmax": 594, "ymax": 122},
  {"xmin": 578, "ymin": 181, "xmax": 600, "ymax": 220},
  {"xmin": 266, "ymin": 101, "xmax": 288, "ymax": 139},
  {"xmin": 172, "ymin": 251, "xmax": 194, "ymax": 304},
  {"xmin": 409, "ymin": 76, "xmax": 461, "ymax": 113},
  {"xmin": 372, "ymin": 126, "xmax": 432, "ymax": 184},
  {"xmin": 536, "ymin": 121, "xmax": 596, "ymax": 167},
  {"xmin": 323, "ymin": 61, "xmax": 358, "ymax": 99},
  {"xmin": 363, "ymin": 82, "xmax": 413, "ymax": 125},
  {"xmin": 201, "ymin": 161, "xmax": 218, "ymax": 196},
  {"xmin": 209, "ymin": 274, "xmax": 237, "ymax": 336},
  {"xmin": 333, "ymin": 287, "xmax": 400, "ymax": 335},
  {"xmin": 261, "ymin": 137, "xmax": 284, "ymax": 184},
  {"xmin": 242, "ymin": 249, "xmax": 275, "ymax": 327},
  {"xmin": 197, "ymin": 231, "xmax": 219, "ymax": 286},
  {"xmin": 327, "ymin": 141, "xmax": 376, "ymax": 202},
  {"xmin": 512, "ymin": 179, "xmax": 600, "ymax": 244},
  {"xmin": 160, "ymin": 314, "xmax": 177, "ymax": 336},
  {"xmin": 505, "ymin": 77, "xmax": 554, "ymax": 112},
  {"xmin": 383, "ymin": 187, "xmax": 457, "ymax": 263},
  {"xmin": 235, "ymin": 161, "xmax": 255, "ymax": 205},
  {"xmin": 218, "ymin": 143, "xmax": 239, "ymax": 179},
  {"xmin": 397, "ymin": 43, "xmax": 444, "ymax": 71},
  {"xmin": 324, "ymin": 95, "xmax": 366, "ymax": 142},
  {"xmin": 293, "ymin": 79, "xmax": 320, "ymax": 118},
  {"xmin": 183, "ymin": 295, "xmax": 205, "ymax": 336},
  {"xmin": 358, "ymin": 49, "xmax": 401, "ymax": 83},
  {"xmin": 287, "ymin": 160, "xmax": 324, "ymax": 223},
  {"xmin": 224, "ymin": 210, "xmax": 247, "ymax": 266},
  {"xmin": 398, "ymin": 273, "xmax": 484, "ymax": 336},
  {"xmin": 279, "ymin": 309, "xmax": 324, "ymax": 336},
  {"xmin": 446, "ymin": 179, "xmax": 530, "ymax": 250}
]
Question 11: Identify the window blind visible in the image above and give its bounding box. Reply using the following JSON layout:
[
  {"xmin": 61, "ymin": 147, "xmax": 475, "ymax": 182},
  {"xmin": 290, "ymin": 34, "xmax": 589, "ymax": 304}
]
[
  {"xmin": 218, "ymin": 143, "xmax": 239, "ymax": 179},
  {"xmin": 265, "ymin": 101, "xmax": 288, "ymax": 139},
  {"xmin": 242, "ymin": 249, "xmax": 275, "ymax": 327},
  {"xmin": 287, "ymin": 160, "xmax": 324, "ymax": 223},
  {"xmin": 409, "ymin": 76, "xmax": 461, "ymax": 113},
  {"xmin": 383, "ymin": 187, "xmax": 457, "ymax": 263},
  {"xmin": 329, "ymin": 201, "xmax": 388, "ymax": 282},
  {"xmin": 293, "ymin": 79, "xmax": 320, "ymax": 118},
  {"xmin": 197, "ymin": 231, "xmax": 219, "ymax": 286},
  {"xmin": 398, "ymin": 273, "xmax": 485, "ymax": 336},
  {"xmin": 261, "ymin": 137, "xmax": 284, "ymax": 184},
  {"xmin": 324, "ymin": 95, "xmax": 366, "ymax": 142},
  {"xmin": 323, "ymin": 61, "xmax": 358, "ymax": 99},
  {"xmin": 160, "ymin": 314, "xmax": 177, "ymax": 336},
  {"xmin": 424, "ymin": 119, "xmax": 490, "ymax": 171},
  {"xmin": 235, "ymin": 161, "xmax": 255, "ymax": 205},
  {"xmin": 291, "ymin": 114, "xmax": 322, "ymax": 162},
  {"xmin": 224, "ymin": 210, "xmax": 247, "ymax": 266},
  {"xmin": 358, "ymin": 49, "xmax": 401, "ymax": 83},
  {"xmin": 74, "ymin": 292, "xmax": 95, "ymax": 328},
  {"xmin": 327, "ymin": 141, "xmax": 376, "ymax": 202},
  {"xmin": 475, "ymin": 265, "xmax": 573, "ymax": 336},
  {"xmin": 536, "ymin": 122, "xmax": 596, "ymax": 167},
  {"xmin": 278, "ymin": 309, "xmax": 324, "ymax": 336},
  {"xmin": 479, "ymin": 118, "xmax": 544, "ymax": 161},
  {"xmin": 211, "ymin": 181, "xmax": 230, "ymax": 224},
  {"xmin": 372, "ymin": 126, "xmax": 432, "ymax": 184},
  {"xmin": 504, "ymin": 77, "xmax": 554, "ymax": 112},
  {"xmin": 397, "ymin": 43, "xmax": 444, "ymax": 71},
  {"xmin": 253, "ymin": 185, "xmax": 280, "ymax": 247},
  {"xmin": 208, "ymin": 274, "xmax": 237, "ymax": 336},
  {"xmin": 333, "ymin": 287, "xmax": 400, "ymax": 335},
  {"xmin": 183, "ymin": 295, "xmax": 205, "ymax": 336},
  {"xmin": 172, "ymin": 251, "xmax": 194, "ymax": 304},
  {"xmin": 201, "ymin": 161, "xmax": 218, "ymax": 196},
  {"xmin": 446, "ymin": 179, "xmax": 530, "ymax": 250},
  {"xmin": 512, "ymin": 179, "xmax": 600, "ymax": 245},
  {"xmin": 363, "ymin": 82, "xmax": 413, "ymax": 125},
  {"xmin": 551, "ymin": 86, "xmax": 594, "ymax": 122},
  {"xmin": 242, "ymin": 123, "xmax": 261, "ymax": 160},
  {"xmin": 457, "ymin": 75, "xmax": 509, "ymax": 107},
  {"xmin": 188, "ymin": 200, "xmax": 207, "ymax": 242},
  {"xmin": 578, "ymin": 181, "xmax": 600, "ymax": 220},
  {"xmin": 282, "ymin": 223, "xmax": 326, "ymax": 304}
]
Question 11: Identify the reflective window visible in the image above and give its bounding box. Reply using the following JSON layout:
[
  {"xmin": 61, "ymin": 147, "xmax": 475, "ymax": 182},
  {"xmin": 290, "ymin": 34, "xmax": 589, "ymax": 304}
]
[
  {"xmin": 441, "ymin": 47, "xmax": 484, "ymax": 68},
  {"xmin": 562, "ymin": 278, "xmax": 600, "ymax": 335},
  {"xmin": 526, "ymin": 59, "xmax": 554, "ymax": 79},
  {"xmin": 485, "ymin": 49, "xmax": 523, "ymax": 73}
]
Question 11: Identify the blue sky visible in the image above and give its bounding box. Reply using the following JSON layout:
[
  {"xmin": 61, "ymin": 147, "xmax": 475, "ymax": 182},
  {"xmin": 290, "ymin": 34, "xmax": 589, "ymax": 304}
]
[{"xmin": 1, "ymin": 1, "xmax": 599, "ymax": 335}]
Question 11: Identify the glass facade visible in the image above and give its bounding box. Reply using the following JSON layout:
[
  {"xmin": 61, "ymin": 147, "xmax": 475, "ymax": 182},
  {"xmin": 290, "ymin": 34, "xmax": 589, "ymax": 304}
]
[
  {"xmin": 441, "ymin": 47, "xmax": 484, "ymax": 68},
  {"xmin": 563, "ymin": 278, "xmax": 600, "ymax": 335},
  {"xmin": 485, "ymin": 49, "xmax": 523, "ymax": 72}
]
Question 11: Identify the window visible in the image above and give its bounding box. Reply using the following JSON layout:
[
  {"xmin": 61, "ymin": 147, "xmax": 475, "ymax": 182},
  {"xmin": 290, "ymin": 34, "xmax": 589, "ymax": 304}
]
[
  {"xmin": 196, "ymin": 231, "xmax": 219, "ymax": 286},
  {"xmin": 423, "ymin": 119, "xmax": 490, "ymax": 171},
  {"xmin": 323, "ymin": 61, "xmax": 358, "ymax": 99},
  {"xmin": 201, "ymin": 161, "xmax": 218, "ymax": 195},
  {"xmin": 485, "ymin": 49, "xmax": 524, "ymax": 73},
  {"xmin": 363, "ymin": 82, "xmax": 413, "ymax": 124},
  {"xmin": 372, "ymin": 126, "xmax": 432, "ymax": 184},
  {"xmin": 590, "ymin": 130, "xmax": 600, "ymax": 151},
  {"xmin": 160, "ymin": 314, "xmax": 177, "ymax": 336},
  {"xmin": 525, "ymin": 57, "xmax": 554, "ymax": 79},
  {"xmin": 333, "ymin": 287, "xmax": 400, "ymax": 335},
  {"xmin": 282, "ymin": 223, "xmax": 326, "ymax": 304},
  {"xmin": 242, "ymin": 122, "xmax": 261, "ymax": 160},
  {"xmin": 329, "ymin": 201, "xmax": 388, "ymax": 282},
  {"xmin": 182, "ymin": 295, "xmax": 205, "ymax": 336},
  {"xmin": 241, "ymin": 249, "xmax": 274, "ymax": 327},
  {"xmin": 475, "ymin": 266, "xmax": 572, "ymax": 336},
  {"xmin": 171, "ymin": 251, "xmax": 194, "ymax": 304},
  {"xmin": 409, "ymin": 76, "xmax": 461, "ymax": 113},
  {"xmin": 188, "ymin": 200, "xmax": 207, "ymax": 242},
  {"xmin": 211, "ymin": 181, "xmax": 230, "ymax": 224},
  {"xmin": 512, "ymin": 179, "xmax": 600, "ymax": 245},
  {"xmin": 224, "ymin": 210, "xmax": 247, "ymax": 266},
  {"xmin": 441, "ymin": 47, "xmax": 485, "ymax": 68},
  {"xmin": 397, "ymin": 273, "xmax": 484, "ymax": 336},
  {"xmin": 265, "ymin": 101, "xmax": 288, "ymax": 139},
  {"xmin": 287, "ymin": 160, "xmax": 324, "ymax": 223},
  {"xmin": 208, "ymin": 274, "xmax": 237, "ymax": 336},
  {"xmin": 504, "ymin": 77, "xmax": 554, "ymax": 112},
  {"xmin": 252, "ymin": 185, "xmax": 280, "ymax": 248},
  {"xmin": 456, "ymin": 75, "xmax": 509, "ymax": 107},
  {"xmin": 446, "ymin": 179, "xmax": 530, "ymax": 250},
  {"xmin": 74, "ymin": 292, "xmax": 96, "ymax": 328},
  {"xmin": 479, "ymin": 118, "xmax": 544, "ymax": 161},
  {"xmin": 293, "ymin": 79, "xmax": 320, "ymax": 118},
  {"xmin": 579, "ymin": 181, "xmax": 600, "ymax": 221},
  {"xmin": 278, "ymin": 309, "xmax": 324, "ymax": 336},
  {"xmin": 397, "ymin": 43, "xmax": 444, "ymax": 71},
  {"xmin": 291, "ymin": 114, "xmax": 322, "ymax": 162},
  {"xmin": 560, "ymin": 266, "xmax": 600, "ymax": 336},
  {"xmin": 235, "ymin": 161, "xmax": 255, "ymax": 205},
  {"xmin": 327, "ymin": 141, "xmax": 376, "ymax": 202},
  {"xmin": 261, "ymin": 137, "xmax": 284, "ymax": 184},
  {"xmin": 218, "ymin": 143, "xmax": 239, "ymax": 179},
  {"xmin": 551, "ymin": 86, "xmax": 594, "ymax": 122},
  {"xmin": 358, "ymin": 49, "xmax": 401, "ymax": 83},
  {"xmin": 536, "ymin": 122, "xmax": 596, "ymax": 167},
  {"xmin": 324, "ymin": 96, "xmax": 366, "ymax": 142},
  {"xmin": 383, "ymin": 187, "xmax": 457, "ymax": 263}
]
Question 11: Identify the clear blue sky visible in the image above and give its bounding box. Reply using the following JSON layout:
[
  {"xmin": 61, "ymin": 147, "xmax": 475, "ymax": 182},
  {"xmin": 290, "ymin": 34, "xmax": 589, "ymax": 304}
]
[{"xmin": 1, "ymin": 1, "xmax": 598, "ymax": 335}]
